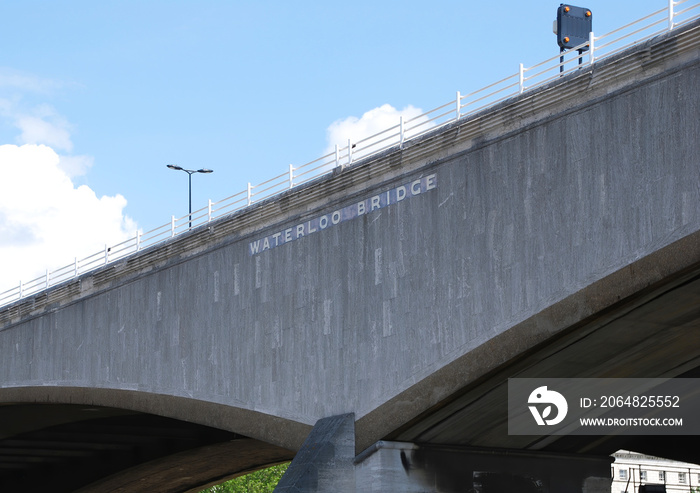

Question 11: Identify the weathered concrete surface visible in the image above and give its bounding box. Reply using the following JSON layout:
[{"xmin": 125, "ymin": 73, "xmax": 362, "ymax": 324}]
[{"xmin": 0, "ymin": 19, "xmax": 699, "ymax": 467}]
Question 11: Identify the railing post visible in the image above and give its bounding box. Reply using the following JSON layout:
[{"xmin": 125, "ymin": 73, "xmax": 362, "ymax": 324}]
[
  {"xmin": 399, "ymin": 116, "xmax": 405, "ymax": 149},
  {"xmin": 456, "ymin": 91, "xmax": 461, "ymax": 120},
  {"xmin": 335, "ymin": 144, "xmax": 340, "ymax": 167},
  {"xmin": 18, "ymin": 280, "xmax": 22, "ymax": 300},
  {"xmin": 347, "ymin": 139, "xmax": 352, "ymax": 165},
  {"xmin": 45, "ymin": 269, "xmax": 50, "ymax": 289},
  {"xmin": 171, "ymin": 216, "xmax": 176, "ymax": 237},
  {"xmin": 104, "ymin": 244, "xmax": 109, "ymax": 265},
  {"xmin": 589, "ymin": 31, "xmax": 595, "ymax": 65},
  {"xmin": 289, "ymin": 164, "xmax": 294, "ymax": 189},
  {"xmin": 74, "ymin": 257, "xmax": 79, "ymax": 277},
  {"xmin": 208, "ymin": 199, "xmax": 212, "ymax": 222},
  {"xmin": 669, "ymin": 0, "xmax": 675, "ymax": 30},
  {"xmin": 247, "ymin": 183, "xmax": 253, "ymax": 206},
  {"xmin": 136, "ymin": 230, "xmax": 141, "ymax": 251},
  {"xmin": 518, "ymin": 64, "xmax": 525, "ymax": 94}
]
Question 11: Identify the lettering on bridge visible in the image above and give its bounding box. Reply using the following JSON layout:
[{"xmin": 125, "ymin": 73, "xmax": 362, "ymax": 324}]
[{"xmin": 248, "ymin": 173, "xmax": 437, "ymax": 255}]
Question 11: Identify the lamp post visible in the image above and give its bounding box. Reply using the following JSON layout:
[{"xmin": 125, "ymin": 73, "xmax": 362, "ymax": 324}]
[{"xmin": 166, "ymin": 165, "xmax": 214, "ymax": 229}]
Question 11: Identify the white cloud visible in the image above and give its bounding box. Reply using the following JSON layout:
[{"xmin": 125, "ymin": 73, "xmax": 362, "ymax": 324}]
[
  {"xmin": 324, "ymin": 104, "xmax": 435, "ymax": 158},
  {"xmin": 0, "ymin": 144, "xmax": 137, "ymax": 293},
  {"xmin": 0, "ymin": 69, "xmax": 138, "ymax": 298},
  {"xmin": 14, "ymin": 105, "xmax": 74, "ymax": 151},
  {"xmin": 58, "ymin": 154, "xmax": 94, "ymax": 178},
  {"xmin": 0, "ymin": 92, "xmax": 76, "ymax": 153}
]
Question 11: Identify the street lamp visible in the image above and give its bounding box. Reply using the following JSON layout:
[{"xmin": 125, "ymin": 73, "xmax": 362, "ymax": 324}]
[{"xmin": 166, "ymin": 164, "xmax": 214, "ymax": 229}]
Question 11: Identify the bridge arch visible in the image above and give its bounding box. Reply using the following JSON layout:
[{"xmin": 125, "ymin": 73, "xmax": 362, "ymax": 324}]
[
  {"xmin": 0, "ymin": 385, "xmax": 309, "ymax": 451},
  {"xmin": 0, "ymin": 387, "xmax": 296, "ymax": 492}
]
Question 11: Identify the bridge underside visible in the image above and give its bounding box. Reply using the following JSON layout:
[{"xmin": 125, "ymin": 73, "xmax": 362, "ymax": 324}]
[{"xmin": 0, "ymin": 404, "xmax": 292, "ymax": 493}]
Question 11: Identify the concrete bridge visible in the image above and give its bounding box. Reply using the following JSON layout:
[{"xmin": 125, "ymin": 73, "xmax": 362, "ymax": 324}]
[{"xmin": 2, "ymin": 18, "xmax": 700, "ymax": 493}]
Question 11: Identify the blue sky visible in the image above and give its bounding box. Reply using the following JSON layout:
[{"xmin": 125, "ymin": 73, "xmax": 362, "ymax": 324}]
[{"xmin": 0, "ymin": 0, "xmax": 679, "ymax": 291}]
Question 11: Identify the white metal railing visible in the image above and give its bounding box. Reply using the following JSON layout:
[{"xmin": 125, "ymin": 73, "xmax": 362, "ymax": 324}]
[{"xmin": 1, "ymin": 0, "xmax": 699, "ymax": 309}]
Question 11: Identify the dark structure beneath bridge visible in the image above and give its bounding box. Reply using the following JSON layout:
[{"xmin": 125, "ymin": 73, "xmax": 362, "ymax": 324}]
[{"xmin": 0, "ymin": 404, "xmax": 292, "ymax": 493}]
